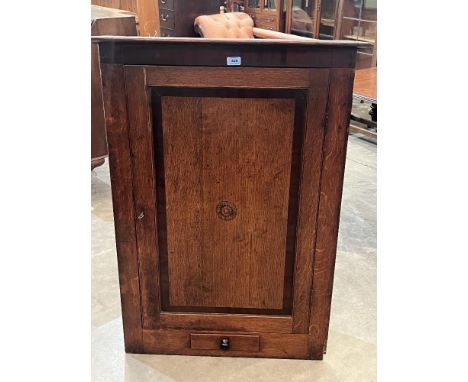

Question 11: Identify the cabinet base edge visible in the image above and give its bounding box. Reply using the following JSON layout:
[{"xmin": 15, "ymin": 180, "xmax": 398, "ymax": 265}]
[{"xmin": 128, "ymin": 329, "xmax": 325, "ymax": 360}]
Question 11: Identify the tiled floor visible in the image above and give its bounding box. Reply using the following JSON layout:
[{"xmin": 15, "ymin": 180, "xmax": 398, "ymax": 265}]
[{"xmin": 91, "ymin": 134, "xmax": 376, "ymax": 382}]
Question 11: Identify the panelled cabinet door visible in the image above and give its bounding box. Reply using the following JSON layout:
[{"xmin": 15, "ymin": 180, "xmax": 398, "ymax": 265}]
[{"xmin": 123, "ymin": 65, "xmax": 330, "ymax": 343}]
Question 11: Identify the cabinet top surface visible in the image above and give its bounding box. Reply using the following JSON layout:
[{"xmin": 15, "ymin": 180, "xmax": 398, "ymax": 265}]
[
  {"xmin": 93, "ymin": 36, "xmax": 368, "ymax": 68},
  {"xmin": 91, "ymin": 36, "xmax": 368, "ymax": 49}
]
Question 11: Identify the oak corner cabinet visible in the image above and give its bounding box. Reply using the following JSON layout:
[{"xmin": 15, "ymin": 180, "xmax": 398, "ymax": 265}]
[{"xmin": 93, "ymin": 36, "xmax": 363, "ymax": 359}]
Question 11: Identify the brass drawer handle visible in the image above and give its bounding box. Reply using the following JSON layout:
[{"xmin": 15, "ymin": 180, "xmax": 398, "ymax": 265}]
[{"xmin": 161, "ymin": 14, "xmax": 170, "ymax": 21}]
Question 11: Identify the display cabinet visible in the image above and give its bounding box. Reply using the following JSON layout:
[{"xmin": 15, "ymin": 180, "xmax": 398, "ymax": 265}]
[
  {"xmin": 335, "ymin": 0, "xmax": 376, "ymax": 68},
  {"xmin": 284, "ymin": 0, "xmax": 376, "ymax": 68},
  {"xmin": 244, "ymin": 0, "xmax": 285, "ymax": 31},
  {"xmin": 318, "ymin": 0, "xmax": 338, "ymax": 39},
  {"xmin": 284, "ymin": 0, "xmax": 338, "ymax": 39},
  {"xmin": 285, "ymin": 0, "xmax": 320, "ymax": 37}
]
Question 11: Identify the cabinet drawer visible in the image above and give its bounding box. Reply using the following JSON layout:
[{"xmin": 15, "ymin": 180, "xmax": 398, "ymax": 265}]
[
  {"xmin": 255, "ymin": 13, "xmax": 277, "ymax": 24},
  {"xmin": 159, "ymin": 0, "xmax": 174, "ymax": 10},
  {"xmin": 190, "ymin": 333, "xmax": 260, "ymax": 352},
  {"xmin": 254, "ymin": 19, "xmax": 277, "ymax": 31},
  {"xmin": 160, "ymin": 28, "xmax": 175, "ymax": 37},
  {"xmin": 159, "ymin": 9, "xmax": 175, "ymax": 30}
]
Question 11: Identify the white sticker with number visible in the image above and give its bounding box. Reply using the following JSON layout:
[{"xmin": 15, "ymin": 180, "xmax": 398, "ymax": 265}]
[{"xmin": 227, "ymin": 56, "xmax": 241, "ymax": 66}]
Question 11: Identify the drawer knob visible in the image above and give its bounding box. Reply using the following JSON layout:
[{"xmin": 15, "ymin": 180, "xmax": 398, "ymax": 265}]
[
  {"xmin": 161, "ymin": 14, "xmax": 169, "ymax": 21},
  {"xmin": 220, "ymin": 338, "xmax": 230, "ymax": 351},
  {"xmin": 161, "ymin": 0, "xmax": 166, "ymax": 3}
]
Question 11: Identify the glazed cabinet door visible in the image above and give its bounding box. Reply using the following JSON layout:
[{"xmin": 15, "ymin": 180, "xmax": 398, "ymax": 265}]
[{"xmin": 123, "ymin": 65, "xmax": 330, "ymax": 336}]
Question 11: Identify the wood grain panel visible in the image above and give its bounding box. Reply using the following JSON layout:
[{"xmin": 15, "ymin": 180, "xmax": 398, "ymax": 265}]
[
  {"xmin": 124, "ymin": 67, "xmax": 161, "ymax": 329},
  {"xmin": 91, "ymin": 1, "xmax": 138, "ymax": 16},
  {"xmin": 92, "ymin": 0, "xmax": 121, "ymax": 10},
  {"xmin": 146, "ymin": 66, "xmax": 311, "ymax": 89},
  {"xmin": 290, "ymin": 69, "xmax": 330, "ymax": 333},
  {"xmin": 156, "ymin": 95, "xmax": 204, "ymax": 308},
  {"xmin": 158, "ymin": 93, "xmax": 295, "ymax": 311},
  {"xmin": 91, "ymin": 15, "xmax": 137, "ymax": 36},
  {"xmin": 100, "ymin": 64, "xmax": 143, "ymax": 352},
  {"xmin": 160, "ymin": 312, "xmax": 292, "ymax": 333},
  {"xmin": 137, "ymin": 0, "xmax": 160, "ymax": 37},
  {"xmin": 309, "ymin": 68, "xmax": 355, "ymax": 358},
  {"xmin": 120, "ymin": 0, "xmax": 137, "ymax": 13}
]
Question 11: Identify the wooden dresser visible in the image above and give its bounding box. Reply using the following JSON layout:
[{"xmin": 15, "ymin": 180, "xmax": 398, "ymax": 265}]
[
  {"xmin": 158, "ymin": 0, "xmax": 221, "ymax": 37},
  {"xmin": 91, "ymin": 6, "xmax": 137, "ymax": 170},
  {"xmin": 244, "ymin": 0, "xmax": 285, "ymax": 31},
  {"xmin": 93, "ymin": 36, "xmax": 364, "ymax": 359}
]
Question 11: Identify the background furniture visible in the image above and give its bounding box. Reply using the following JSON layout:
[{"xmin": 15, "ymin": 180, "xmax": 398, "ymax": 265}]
[
  {"xmin": 195, "ymin": 11, "xmax": 313, "ymax": 40},
  {"xmin": 91, "ymin": 0, "xmax": 137, "ymax": 14},
  {"xmin": 244, "ymin": 0, "xmax": 285, "ymax": 31},
  {"xmin": 158, "ymin": 0, "xmax": 222, "ymax": 37},
  {"xmin": 335, "ymin": 0, "xmax": 376, "ymax": 68},
  {"xmin": 94, "ymin": 35, "xmax": 364, "ymax": 359},
  {"xmin": 282, "ymin": 0, "xmax": 376, "ymax": 68},
  {"xmin": 92, "ymin": 0, "xmax": 160, "ymax": 36},
  {"xmin": 350, "ymin": 67, "xmax": 377, "ymax": 139},
  {"xmin": 91, "ymin": 5, "xmax": 137, "ymax": 170},
  {"xmin": 317, "ymin": 0, "xmax": 338, "ymax": 39},
  {"xmin": 91, "ymin": 0, "xmax": 376, "ymax": 66},
  {"xmin": 286, "ymin": 0, "xmax": 320, "ymax": 37}
]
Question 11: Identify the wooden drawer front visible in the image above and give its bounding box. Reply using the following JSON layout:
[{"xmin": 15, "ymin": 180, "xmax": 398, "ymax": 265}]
[
  {"xmin": 159, "ymin": 0, "xmax": 174, "ymax": 10},
  {"xmin": 255, "ymin": 13, "xmax": 277, "ymax": 24},
  {"xmin": 159, "ymin": 9, "xmax": 175, "ymax": 30},
  {"xmin": 160, "ymin": 28, "xmax": 175, "ymax": 37},
  {"xmin": 190, "ymin": 333, "xmax": 260, "ymax": 352},
  {"xmin": 255, "ymin": 19, "xmax": 278, "ymax": 31}
]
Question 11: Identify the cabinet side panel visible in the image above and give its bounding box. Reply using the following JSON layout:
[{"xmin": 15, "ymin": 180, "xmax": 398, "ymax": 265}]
[
  {"xmin": 309, "ymin": 68, "xmax": 355, "ymax": 358},
  {"xmin": 91, "ymin": 42, "xmax": 108, "ymax": 163},
  {"xmin": 100, "ymin": 64, "xmax": 143, "ymax": 352},
  {"xmin": 124, "ymin": 67, "xmax": 161, "ymax": 329},
  {"xmin": 291, "ymin": 69, "xmax": 330, "ymax": 333}
]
